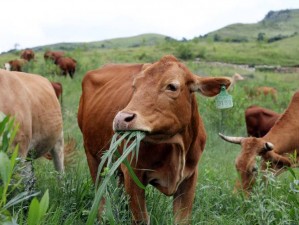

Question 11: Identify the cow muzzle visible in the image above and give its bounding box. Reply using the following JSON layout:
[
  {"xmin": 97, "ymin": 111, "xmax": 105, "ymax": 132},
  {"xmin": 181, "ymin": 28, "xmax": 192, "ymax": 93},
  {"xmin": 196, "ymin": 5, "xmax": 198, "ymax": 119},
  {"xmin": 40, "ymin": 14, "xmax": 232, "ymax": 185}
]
[{"xmin": 113, "ymin": 111, "xmax": 137, "ymax": 131}]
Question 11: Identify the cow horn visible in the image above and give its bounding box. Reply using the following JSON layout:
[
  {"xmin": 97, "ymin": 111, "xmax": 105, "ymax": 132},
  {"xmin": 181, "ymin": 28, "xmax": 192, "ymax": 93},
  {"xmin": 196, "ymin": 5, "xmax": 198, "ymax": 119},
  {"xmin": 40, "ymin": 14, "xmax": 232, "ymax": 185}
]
[
  {"xmin": 264, "ymin": 142, "xmax": 274, "ymax": 151},
  {"xmin": 218, "ymin": 133, "xmax": 243, "ymax": 144}
]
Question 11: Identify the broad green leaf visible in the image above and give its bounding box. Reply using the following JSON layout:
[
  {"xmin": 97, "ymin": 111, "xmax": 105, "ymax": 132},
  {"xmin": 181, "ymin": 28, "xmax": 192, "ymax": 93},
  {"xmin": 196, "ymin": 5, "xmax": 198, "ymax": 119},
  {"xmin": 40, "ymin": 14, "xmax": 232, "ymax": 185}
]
[
  {"xmin": 27, "ymin": 198, "xmax": 40, "ymax": 225},
  {"xmin": 0, "ymin": 152, "xmax": 11, "ymax": 186},
  {"xmin": 39, "ymin": 190, "xmax": 49, "ymax": 218}
]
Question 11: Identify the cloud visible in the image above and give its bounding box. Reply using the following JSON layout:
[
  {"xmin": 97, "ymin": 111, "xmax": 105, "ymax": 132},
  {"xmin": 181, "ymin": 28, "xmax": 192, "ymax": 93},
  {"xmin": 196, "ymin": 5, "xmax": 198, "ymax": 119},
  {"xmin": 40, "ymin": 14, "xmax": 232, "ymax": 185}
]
[{"xmin": 1, "ymin": 0, "xmax": 299, "ymax": 52}]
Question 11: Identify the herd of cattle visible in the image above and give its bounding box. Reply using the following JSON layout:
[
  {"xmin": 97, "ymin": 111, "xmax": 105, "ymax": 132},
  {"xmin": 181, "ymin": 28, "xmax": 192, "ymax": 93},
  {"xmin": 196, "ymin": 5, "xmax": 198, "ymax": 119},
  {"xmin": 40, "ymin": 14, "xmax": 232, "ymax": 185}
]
[
  {"xmin": 4, "ymin": 49, "xmax": 77, "ymax": 78},
  {"xmin": 1, "ymin": 52, "xmax": 298, "ymax": 224}
]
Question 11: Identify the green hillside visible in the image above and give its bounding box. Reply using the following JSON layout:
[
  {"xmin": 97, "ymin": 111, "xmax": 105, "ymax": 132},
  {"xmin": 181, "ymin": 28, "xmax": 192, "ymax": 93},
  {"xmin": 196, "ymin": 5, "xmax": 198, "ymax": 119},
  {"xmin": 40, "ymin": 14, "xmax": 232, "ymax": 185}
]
[
  {"xmin": 206, "ymin": 9, "xmax": 299, "ymax": 42},
  {"xmin": 33, "ymin": 33, "xmax": 168, "ymax": 51},
  {"xmin": 2, "ymin": 9, "xmax": 299, "ymax": 67}
]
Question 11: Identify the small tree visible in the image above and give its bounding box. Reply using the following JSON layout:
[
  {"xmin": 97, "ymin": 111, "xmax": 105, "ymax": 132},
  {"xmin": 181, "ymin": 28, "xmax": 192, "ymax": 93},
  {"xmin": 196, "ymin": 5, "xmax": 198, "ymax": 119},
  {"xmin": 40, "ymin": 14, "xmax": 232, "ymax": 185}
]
[{"xmin": 257, "ymin": 32, "xmax": 265, "ymax": 42}]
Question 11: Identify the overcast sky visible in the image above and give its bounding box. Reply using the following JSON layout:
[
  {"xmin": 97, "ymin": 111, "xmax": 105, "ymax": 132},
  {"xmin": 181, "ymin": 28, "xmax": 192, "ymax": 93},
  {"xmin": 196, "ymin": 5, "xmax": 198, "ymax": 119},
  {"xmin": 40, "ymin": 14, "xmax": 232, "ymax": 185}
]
[{"xmin": 1, "ymin": 0, "xmax": 299, "ymax": 53}]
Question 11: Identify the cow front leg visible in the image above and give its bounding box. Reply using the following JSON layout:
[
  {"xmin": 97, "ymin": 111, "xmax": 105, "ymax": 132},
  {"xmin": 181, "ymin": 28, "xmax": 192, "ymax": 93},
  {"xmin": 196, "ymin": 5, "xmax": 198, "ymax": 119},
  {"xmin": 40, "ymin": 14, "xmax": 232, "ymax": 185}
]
[
  {"xmin": 122, "ymin": 167, "xmax": 149, "ymax": 225},
  {"xmin": 173, "ymin": 170, "xmax": 197, "ymax": 225}
]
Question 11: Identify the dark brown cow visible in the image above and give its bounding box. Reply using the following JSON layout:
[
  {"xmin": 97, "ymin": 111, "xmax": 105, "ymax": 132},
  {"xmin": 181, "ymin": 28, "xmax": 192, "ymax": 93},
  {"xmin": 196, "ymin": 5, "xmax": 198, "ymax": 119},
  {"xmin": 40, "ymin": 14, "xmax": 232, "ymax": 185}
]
[
  {"xmin": 51, "ymin": 82, "xmax": 63, "ymax": 105},
  {"xmin": 44, "ymin": 50, "xmax": 65, "ymax": 62},
  {"xmin": 0, "ymin": 69, "xmax": 64, "ymax": 173},
  {"xmin": 20, "ymin": 49, "xmax": 35, "ymax": 61},
  {"xmin": 245, "ymin": 105, "xmax": 280, "ymax": 137},
  {"xmin": 78, "ymin": 55, "xmax": 231, "ymax": 224},
  {"xmin": 219, "ymin": 91, "xmax": 299, "ymax": 193},
  {"xmin": 4, "ymin": 59, "xmax": 27, "ymax": 71},
  {"xmin": 55, "ymin": 57, "xmax": 77, "ymax": 78}
]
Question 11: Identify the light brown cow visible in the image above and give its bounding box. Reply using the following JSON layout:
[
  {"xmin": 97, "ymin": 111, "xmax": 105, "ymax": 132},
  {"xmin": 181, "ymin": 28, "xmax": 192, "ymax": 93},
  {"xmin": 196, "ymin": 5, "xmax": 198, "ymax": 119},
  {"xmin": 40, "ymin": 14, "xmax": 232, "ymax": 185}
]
[
  {"xmin": 0, "ymin": 69, "xmax": 64, "ymax": 173},
  {"xmin": 55, "ymin": 57, "xmax": 77, "ymax": 78},
  {"xmin": 245, "ymin": 105, "xmax": 280, "ymax": 137},
  {"xmin": 219, "ymin": 91, "xmax": 299, "ymax": 193},
  {"xmin": 4, "ymin": 59, "xmax": 27, "ymax": 71},
  {"xmin": 244, "ymin": 86, "xmax": 278, "ymax": 102},
  {"xmin": 227, "ymin": 73, "xmax": 245, "ymax": 91},
  {"xmin": 44, "ymin": 50, "xmax": 65, "ymax": 62},
  {"xmin": 78, "ymin": 55, "xmax": 231, "ymax": 224},
  {"xmin": 20, "ymin": 49, "xmax": 35, "ymax": 61}
]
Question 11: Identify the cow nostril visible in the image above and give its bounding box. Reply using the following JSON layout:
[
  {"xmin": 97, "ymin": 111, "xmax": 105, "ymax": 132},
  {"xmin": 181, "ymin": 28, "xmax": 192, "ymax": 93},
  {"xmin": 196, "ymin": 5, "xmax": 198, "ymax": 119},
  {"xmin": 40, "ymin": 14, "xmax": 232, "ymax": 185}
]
[{"xmin": 124, "ymin": 113, "xmax": 136, "ymax": 123}]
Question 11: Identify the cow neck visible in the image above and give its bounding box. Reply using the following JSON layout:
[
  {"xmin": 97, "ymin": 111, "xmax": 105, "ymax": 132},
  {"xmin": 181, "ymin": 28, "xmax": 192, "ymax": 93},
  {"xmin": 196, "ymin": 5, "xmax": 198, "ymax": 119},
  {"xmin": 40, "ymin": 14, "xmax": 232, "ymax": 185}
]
[
  {"xmin": 168, "ymin": 133, "xmax": 186, "ymax": 192},
  {"xmin": 263, "ymin": 96, "xmax": 299, "ymax": 155}
]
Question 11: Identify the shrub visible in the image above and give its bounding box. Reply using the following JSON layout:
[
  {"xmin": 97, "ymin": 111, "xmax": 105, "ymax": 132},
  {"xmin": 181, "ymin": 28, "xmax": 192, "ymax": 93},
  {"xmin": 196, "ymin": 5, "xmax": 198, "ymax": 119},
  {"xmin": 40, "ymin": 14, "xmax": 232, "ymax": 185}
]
[{"xmin": 175, "ymin": 43, "xmax": 194, "ymax": 60}]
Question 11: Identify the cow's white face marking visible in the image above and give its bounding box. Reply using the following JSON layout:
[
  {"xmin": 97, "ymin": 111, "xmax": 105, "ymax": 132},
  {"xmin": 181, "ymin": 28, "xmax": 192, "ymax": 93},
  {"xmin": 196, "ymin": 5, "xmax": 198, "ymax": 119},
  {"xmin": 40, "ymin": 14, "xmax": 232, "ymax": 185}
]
[{"xmin": 4, "ymin": 63, "xmax": 11, "ymax": 70}]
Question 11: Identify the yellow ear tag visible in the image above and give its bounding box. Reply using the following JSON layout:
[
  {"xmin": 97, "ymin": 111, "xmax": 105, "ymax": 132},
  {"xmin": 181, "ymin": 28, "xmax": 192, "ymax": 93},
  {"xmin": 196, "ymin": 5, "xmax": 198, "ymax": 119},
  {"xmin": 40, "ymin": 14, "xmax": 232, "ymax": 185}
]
[{"xmin": 215, "ymin": 85, "xmax": 233, "ymax": 109}]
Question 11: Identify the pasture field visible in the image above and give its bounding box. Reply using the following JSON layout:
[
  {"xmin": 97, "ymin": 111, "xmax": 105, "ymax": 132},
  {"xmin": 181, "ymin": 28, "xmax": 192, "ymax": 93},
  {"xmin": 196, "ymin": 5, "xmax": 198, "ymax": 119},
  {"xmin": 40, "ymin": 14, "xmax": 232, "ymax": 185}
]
[{"xmin": 0, "ymin": 48, "xmax": 299, "ymax": 225}]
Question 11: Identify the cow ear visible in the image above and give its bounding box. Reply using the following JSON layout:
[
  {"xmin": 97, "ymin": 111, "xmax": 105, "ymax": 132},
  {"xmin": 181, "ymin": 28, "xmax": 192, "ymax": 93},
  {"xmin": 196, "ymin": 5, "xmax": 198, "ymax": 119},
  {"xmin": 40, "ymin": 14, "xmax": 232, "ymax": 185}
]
[
  {"xmin": 141, "ymin": 63, "xmax": 152, "ymax": 71},
  {"xmin": 190, "ymin": 76, "xmax": 231, "ymax": 97}
]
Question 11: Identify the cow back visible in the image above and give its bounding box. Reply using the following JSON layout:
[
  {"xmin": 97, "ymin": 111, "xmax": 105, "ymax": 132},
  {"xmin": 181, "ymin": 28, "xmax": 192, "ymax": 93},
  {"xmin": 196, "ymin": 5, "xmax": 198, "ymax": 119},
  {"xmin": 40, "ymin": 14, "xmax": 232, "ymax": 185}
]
[{"xmin": 0, "ymin": 69, "xmax": 63, "ymax": 158}]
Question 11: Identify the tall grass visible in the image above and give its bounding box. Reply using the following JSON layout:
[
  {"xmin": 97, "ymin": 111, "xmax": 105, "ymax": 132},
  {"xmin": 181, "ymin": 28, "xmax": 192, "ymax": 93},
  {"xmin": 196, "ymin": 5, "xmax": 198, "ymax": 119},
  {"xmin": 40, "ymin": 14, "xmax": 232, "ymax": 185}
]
[{"xmin": 0, "ymin": 47, "xmax": 299, "ymax": 224}]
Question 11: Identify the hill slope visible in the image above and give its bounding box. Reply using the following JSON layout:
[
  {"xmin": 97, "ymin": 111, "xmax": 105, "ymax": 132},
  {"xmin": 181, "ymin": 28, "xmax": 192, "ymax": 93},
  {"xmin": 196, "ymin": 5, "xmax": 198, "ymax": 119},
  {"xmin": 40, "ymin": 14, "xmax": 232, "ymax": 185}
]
[
  {"xmin": 205, "ymin": 9, "xmax": 299, "ymax": 41},
  {"xmin": 33, "ymin": 33, "xmax": 169, "ymax": 51}
]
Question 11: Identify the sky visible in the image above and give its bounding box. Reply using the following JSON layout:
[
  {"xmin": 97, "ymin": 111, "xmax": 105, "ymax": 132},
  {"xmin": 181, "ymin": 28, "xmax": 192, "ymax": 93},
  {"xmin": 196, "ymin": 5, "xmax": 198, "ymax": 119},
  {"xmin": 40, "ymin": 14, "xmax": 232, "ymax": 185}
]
[{"xmin": 1, "ymin": 0, "xmax": 299, "ymax": 53}]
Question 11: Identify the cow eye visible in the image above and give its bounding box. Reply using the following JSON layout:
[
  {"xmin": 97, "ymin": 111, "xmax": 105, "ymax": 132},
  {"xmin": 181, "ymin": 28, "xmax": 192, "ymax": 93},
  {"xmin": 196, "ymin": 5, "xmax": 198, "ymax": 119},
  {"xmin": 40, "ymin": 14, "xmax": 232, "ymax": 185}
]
[{"xmin": 166, "ymin": 83, "xmax": 178, "ymax": 92}]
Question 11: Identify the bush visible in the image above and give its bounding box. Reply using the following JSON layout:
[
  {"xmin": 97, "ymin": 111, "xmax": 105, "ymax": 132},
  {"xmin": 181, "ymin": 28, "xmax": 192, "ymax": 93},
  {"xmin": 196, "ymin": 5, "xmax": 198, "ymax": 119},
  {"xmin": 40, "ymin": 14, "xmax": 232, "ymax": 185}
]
[{"xmin": 175, "ymin": 43, "xmax": 194, "ymax": 60}]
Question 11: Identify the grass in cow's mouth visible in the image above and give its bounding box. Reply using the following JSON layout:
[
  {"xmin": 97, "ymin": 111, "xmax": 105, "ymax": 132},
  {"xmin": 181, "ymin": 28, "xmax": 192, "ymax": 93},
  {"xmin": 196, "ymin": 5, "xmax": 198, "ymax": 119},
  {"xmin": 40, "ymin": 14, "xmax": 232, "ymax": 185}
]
[{"xmin": 87, "ymin": 131, "xmax": 146, "ymax": 225}]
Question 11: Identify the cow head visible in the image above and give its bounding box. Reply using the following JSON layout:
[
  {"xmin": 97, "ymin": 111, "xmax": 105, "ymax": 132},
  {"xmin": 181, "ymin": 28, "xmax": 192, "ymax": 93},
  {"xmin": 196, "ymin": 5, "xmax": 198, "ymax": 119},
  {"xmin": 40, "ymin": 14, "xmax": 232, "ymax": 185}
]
[
  {"xmin": 218, "ymin": 133, "xmax": 275, "ymax": 192},
  {"xmin": 113, "ymin": 55, "xmax": 231, "ymax": 147}
]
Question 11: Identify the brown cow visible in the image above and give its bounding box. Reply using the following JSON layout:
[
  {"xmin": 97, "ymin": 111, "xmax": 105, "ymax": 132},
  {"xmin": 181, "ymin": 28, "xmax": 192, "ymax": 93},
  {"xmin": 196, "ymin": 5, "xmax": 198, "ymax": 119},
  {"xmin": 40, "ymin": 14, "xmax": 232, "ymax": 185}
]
[
  {"xmin": 51, "ymin": 81, "xmax": 63, "ymax": 105},
  {"xmin": 78, "ymin": 55, "xmax": 231, "ymax": 224},
  {"xmin": 245, "ymin": 105, "xmax": 280, "ymax": 137},
  {"xmin": 0, "ymin": 69, "xmax": 64, "ymax": 176},
  {"xmin": 219, "ymin": 91, "xmax": 299, "ymax": 193},
  {"xmin": 55, "ymin": 57, "xmax": 77, "ymax": 78},
  {"xmin": 20, "ymin": 49, "xmax": 35, "ymax": 61},
  {"xmin": 44, "ymin": 50, "xmax": 65, "ymax": 62},
  {"xmin": 4, "ymin": 59, "xmax": 27, "ymax": 71},
  {"xmin": 244, "ymin": 86, "xmax": 278, "ymax": 102}
]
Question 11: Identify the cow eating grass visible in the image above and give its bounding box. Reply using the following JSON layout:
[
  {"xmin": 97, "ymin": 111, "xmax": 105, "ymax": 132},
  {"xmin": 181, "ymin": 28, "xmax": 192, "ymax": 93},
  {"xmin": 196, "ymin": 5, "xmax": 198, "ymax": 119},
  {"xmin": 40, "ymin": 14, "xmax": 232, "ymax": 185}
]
[
  {"xmin": 78, "ymin": 55, "xmax": 231, "ymax": 224},
  {"xmin": 219, "ymin": 91, "xmax": 299, "ymax": 194}
]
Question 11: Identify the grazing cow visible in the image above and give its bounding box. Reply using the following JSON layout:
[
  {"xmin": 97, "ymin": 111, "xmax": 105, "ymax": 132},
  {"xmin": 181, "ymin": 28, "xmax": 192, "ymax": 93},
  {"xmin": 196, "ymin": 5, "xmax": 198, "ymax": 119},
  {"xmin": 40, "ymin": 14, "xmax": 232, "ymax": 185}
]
[
  {"xmin": 78, "ymin": 55, "xmax": 231, "ymax": 224},
  {"xmin": 44, "ymin": 50, "xmax": 65, "ymax": 62},
  {"xmin": 227, "ymin": 73, "xmax": 245, "ymax": 91},
  {"xmin": 219, "ymin": 91, "xmax": 299, "ymax": 193},
  {"xmin": 4, "ymin": 59, "xmax": 27, "ymax": 72},
  {"xmin": 51, "ymin": 81, "xmax": 63, "ymax": 105},
  {"xmin": 0, "ymin": 69, "xmax": 64, "ymax": 175},
  {"xmin": 245, "ymin": 105, "xmax": 280, "ymax": 137},
  {"xmin": 20, "ymin": 49, "xmax": 35, "ymax": 61},
  {"xmin": 55, "ymin": 57, "xmax": 77, "ymax": 78},
  {"xmin": 256, "ymin": 86, "xmax": 278, "ymax": 102},
  {"xmin": 244, "ymin": 86, "xmax": 278, "ymax": 102}
]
